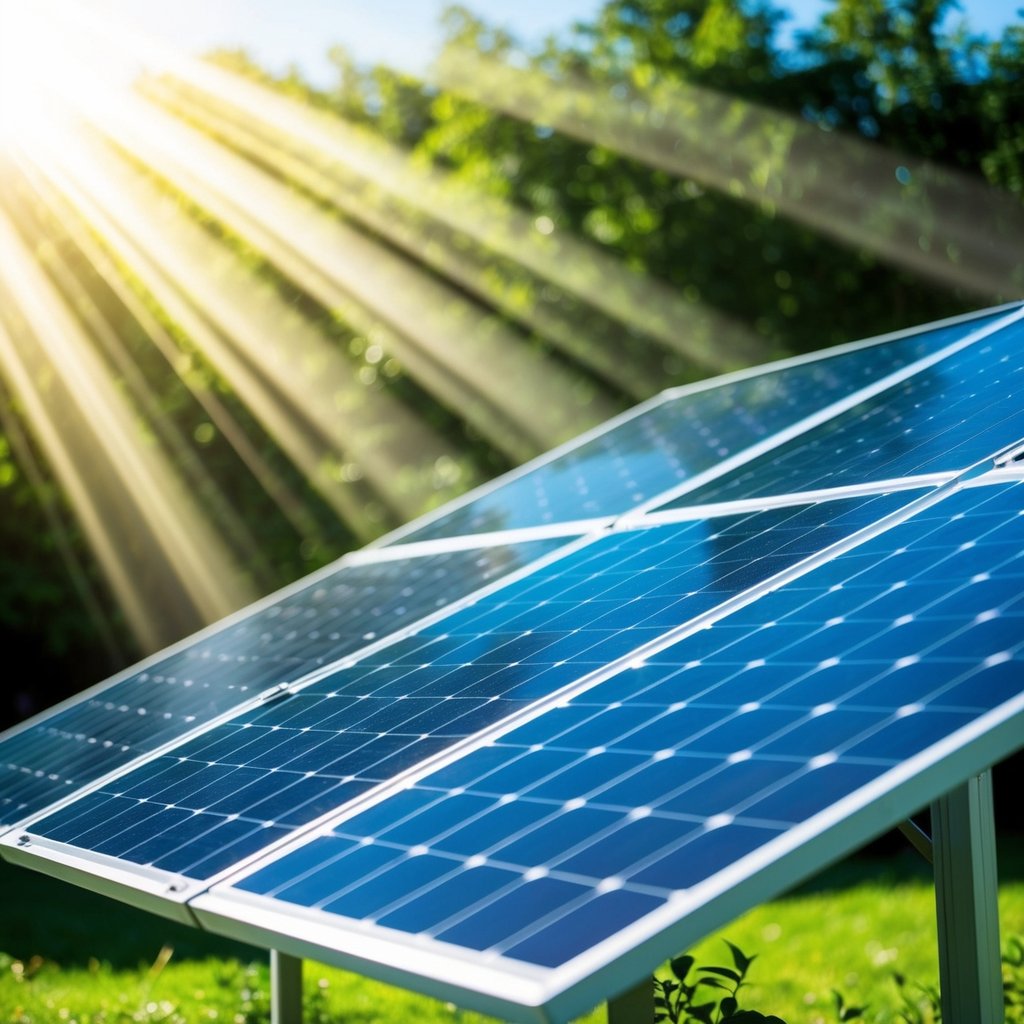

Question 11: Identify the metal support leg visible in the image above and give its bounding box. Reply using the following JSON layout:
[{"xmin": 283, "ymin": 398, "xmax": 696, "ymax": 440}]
[
  {"xmin": 270, "ymin": 950, "xmax": 303, "ymax": 1024},
  {"xmin": 931, "ymin": 771, "xmax": 1003, "ymax": 1024},
  {"xmin": 607, "ymin": 977, "xmax": 653, "ymax": 1024}
]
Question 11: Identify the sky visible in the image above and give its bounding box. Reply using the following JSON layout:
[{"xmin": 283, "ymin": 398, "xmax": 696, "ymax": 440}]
[{"xmin": 92, "ymin": 0, "xmax": 1022, "ymax": 85}]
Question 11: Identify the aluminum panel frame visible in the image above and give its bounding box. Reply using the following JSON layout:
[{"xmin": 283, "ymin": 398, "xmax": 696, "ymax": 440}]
[{"xmin": 190, "ymin": 700, "xmax": 1023, "ymax": 1024}]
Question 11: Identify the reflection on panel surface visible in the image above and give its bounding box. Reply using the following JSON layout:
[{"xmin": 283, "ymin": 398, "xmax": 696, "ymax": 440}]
[
  {"xmin": 24, "ymin": 492, "xmax": 911, "ymax": 880},
  {"xmin": 662, "ymin": 318, "xmax": 1024, "ymax": 508},
  {"xmin": 392, "ymin": 311, "xmax": 1006, "ymax": 543},
  {"xmin": 228, "ymin": 480, "xmax": 1023, "ymax": 973},
  {"xmin": 0, "ymin": 538, "xmax": 564, "ymax": 827}
]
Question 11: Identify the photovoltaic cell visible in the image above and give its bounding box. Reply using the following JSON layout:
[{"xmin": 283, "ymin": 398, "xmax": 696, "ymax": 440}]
[
  {"xmin": 660, "ymin": 317, "xmax": 1024, "ymax": 509},
  {"xmin": 388, "ymin": 310, "xmax": 1008, "ymax": 544},
  {"xmin": 227, "ymin": 479, "xmax": 1023, "ymax": 975},
  {"xmin": 23, "ymin": 491, "xmax": 915, "ymax": 881},
  {"xmin": 0, "ymin": 538, "xmax": 565, "ymax": 828}
]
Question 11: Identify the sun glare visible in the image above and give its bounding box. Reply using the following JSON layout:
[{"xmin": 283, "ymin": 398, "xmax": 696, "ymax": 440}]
[{"xmin": 0, "ymin": 0, "xmax": 133, "ymax": 151}]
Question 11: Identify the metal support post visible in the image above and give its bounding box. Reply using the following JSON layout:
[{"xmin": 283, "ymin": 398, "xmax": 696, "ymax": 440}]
[
  {"xmin": 931, "ymin": 770, "xmax": 1003, "ymax": 1024},
  {"xmin": 270, "ymin": 950, "xmax": 303, "ymax": 1024},
  {"xmin": 607, "ymin": 977, "xmax": 653, "ymax": 1024}
]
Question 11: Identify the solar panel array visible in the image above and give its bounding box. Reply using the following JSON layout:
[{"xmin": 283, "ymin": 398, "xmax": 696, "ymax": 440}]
[
  {"xmin": 2, "ymin": 303, "xmax": 1022, "ymax": 1024},
  {"xmin": 0, "ymin": 538, "xmax": 566, "ymax": 826}
]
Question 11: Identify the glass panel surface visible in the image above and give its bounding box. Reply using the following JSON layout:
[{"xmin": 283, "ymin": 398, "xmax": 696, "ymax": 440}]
[
  {"xmin": 0, "ymin": 538, "xmax": 564, "ymax": 827},
  {"xmin": 394, "ymin": 311, "xmax": 1007, "ymax": 543},
  {"xmin": 661, "ymin": 318, "xmax": 1024, "ymax": 508},
  {"xmin": 25, "ymin": 492, "xmax": 913, "ymax": 879},
  {"xmin": 233, "ymin": 480, "xmax": 1023, "ymax": 969}
]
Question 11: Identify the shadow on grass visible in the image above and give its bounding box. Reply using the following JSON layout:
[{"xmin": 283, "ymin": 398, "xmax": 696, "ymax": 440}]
[{"xmin": 0, "ymin": 859, "xmax": 260, "ymax": 969}]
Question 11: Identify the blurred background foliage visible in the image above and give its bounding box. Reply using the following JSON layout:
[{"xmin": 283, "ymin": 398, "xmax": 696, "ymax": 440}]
[{"xmin": 0, "ymin": 0, "xmax": 1021, "ymax": 726}]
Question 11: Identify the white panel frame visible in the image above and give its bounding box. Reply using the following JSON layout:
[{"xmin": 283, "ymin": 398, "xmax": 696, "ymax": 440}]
[{"xmin": 2, "ymin": 832, "xmax": 200, "ymax": 924}]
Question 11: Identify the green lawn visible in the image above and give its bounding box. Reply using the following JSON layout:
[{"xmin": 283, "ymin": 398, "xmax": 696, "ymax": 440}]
[{"xmin": 1, "ymin": 841, "xmax": 1022, "ymax": 1024}]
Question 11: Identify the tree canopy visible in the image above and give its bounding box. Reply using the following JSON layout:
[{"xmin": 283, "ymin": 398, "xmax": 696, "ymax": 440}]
[{"xmin": 0, "ymin": 0, "xmax": 1020, "ymax": 724}]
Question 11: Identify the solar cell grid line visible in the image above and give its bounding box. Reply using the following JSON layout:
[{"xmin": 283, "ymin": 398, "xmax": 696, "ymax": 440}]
[
  {"xmin": 377, "ymin": 304, "xmax": 1019, "ymax": 547},
  {"xmin": 4, "ymin": 488, "xmax": 925, "ymax": 911},
  {"xmin": 650, "ymin": 312, "xmax": 1024, "ymax": 512},
  {"xmin": 0, "ymin": 536, "xmax": 568, "ymax": 833},
  {"xmin": 194, "ymin": 474, "xmax": 1024, "ymax": 1024}
]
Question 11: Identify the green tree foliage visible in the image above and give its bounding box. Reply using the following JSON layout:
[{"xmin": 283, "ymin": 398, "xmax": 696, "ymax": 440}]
[{"xmin": 1, "ymin": 0, "xmax": 1021, "ymax": 719}]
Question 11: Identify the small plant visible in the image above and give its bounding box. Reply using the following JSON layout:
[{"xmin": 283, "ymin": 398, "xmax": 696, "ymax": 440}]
[
  {"xmin": 653, "ymin": 940, "xmax": 786, "ymax": 1023},
  {"xmin": 1004, "ymin": 936, "xmax": 1024, "ymax": 1023},
  {"xmin": 891, "ymin": 971, "xmax": 941, "ymax": 1024},
  {"xmin": 830, "ymin": 933, "xmax": 1024, "ymax": 1024},
  {"xmin": 831, "ymin": 989, "xmax": 867, "ymax": 1022}
]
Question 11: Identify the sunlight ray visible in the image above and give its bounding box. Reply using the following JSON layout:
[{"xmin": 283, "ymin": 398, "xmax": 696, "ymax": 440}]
[
  {"xmin": 142, "ymin": 76, "xmax": 725, "ymax": 396},
  {"xmin": 0, "ymin": 205, "xmax": 258, "ymax": 646},
  {"xmin": 0, "ymin": 378, "xmax": 126, "ymax": 665},
  {"xmin": 9, "ymin": 1, "xmax": 759, "ymax": 376},
  {"xmin": 0, "ymin": 171, "xmax": 275, "ymax": 589},
  {"xmin": 16, "ymin": 159, "xmax": 332, "ymax": 545},
  {"xmin": 82, "ymin": 91, "xmax": 616, "ymax": 459},
  {"xmin": 142, "ymin": 63, "xmax": 759, "ymax": 373},
  {"xmin": 434, "ymin": 48, "xmax": 1024, "ymax": 298},
  {"xmin": 24, "ymin": 133, "xmax": 433, "ymax": 538}
]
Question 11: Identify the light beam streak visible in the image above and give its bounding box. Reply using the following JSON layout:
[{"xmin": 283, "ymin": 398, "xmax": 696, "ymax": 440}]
[
  {"xmin": 1, "ymin": 170, "xmax": 276, "ymax": 589},
  {"xmin": 140, "ymin": 62, "xmax": 759, "ymax": 374},
  {"xmin": 16, "ymin": 159, "xmax": 331, "ymax": 545},
  {"xmin": 0, "ymin": 204, "xmax": 257, "ymax": 646},
  {"xmin": 434, "ymin": 48, "xmax": 1024, "ymax": 298},
  {"xmin": 29, "ymin": 125, "xmax": 474, "ymax": 535},
  {"xmin": 142, "ymin": 77, "xmax": 708, "ymax": 397},
  {"xmin": 83, "ymin": 91, "xmax": 617, "ymax": 460}
]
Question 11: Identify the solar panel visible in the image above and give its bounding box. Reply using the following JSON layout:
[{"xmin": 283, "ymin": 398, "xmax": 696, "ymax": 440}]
[
  {"xmin": 382, "ymin": 306, "xmax": 1013, "ymax": 545},
  {"xmin": 189, "ymin": 475, "xmax": 1024, "ymax": 1021},
  {"xmin": 11, "ymin": 491, "xmax": 918, "ymax": 894},
  {"xmin": 2, "ymin": 303, "xmax": 1022, "ymax": 1022},
  {"xmin": 654, "ymin": 316, "xmax": 1024, "ymax": 510},
  {"xmin": 0, "ymin": 537, "xmax": 568, "ymax": 829}
]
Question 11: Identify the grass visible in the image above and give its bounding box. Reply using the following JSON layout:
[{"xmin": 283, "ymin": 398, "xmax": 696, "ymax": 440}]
[{"xmin": 1, "ymin": 840, "xmax": 1022, "ymax": 1024}]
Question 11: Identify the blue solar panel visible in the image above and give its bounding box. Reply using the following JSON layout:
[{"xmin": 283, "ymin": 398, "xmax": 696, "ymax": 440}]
[
  {"xmin": 20, "ymin": 490, "xmax": 915, "ymax": 880},
  {"xmin": 5, "ymin": 306, "xmax": 1023, "ymax": 1024},
  {"xmin": 0, "ymin": 538, "xmax": 564, "ymax": 828},
  {"xmin": 224, "ymin": 478, "xmax": 1023, "ymax": 984},
  {"xmin": 387, "ymin": 309, "xmax": 1010, "ymax": 544},
  {"xmin": 659, "ymin": 316, "xmax": 1024, "ymax": 509}
]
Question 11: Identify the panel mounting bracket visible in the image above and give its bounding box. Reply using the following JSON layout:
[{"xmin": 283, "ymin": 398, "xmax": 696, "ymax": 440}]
[
  {"xmin": 931, "ymin": 770, "xmax": 1003, "ymax": 1023},
  {"xmin": 896, "ymin": 817, "xmax": 932, "ymax": 864},
  {"xmin": 271, "ymin": 950, "xmax": 303, "ymax": 1024}
]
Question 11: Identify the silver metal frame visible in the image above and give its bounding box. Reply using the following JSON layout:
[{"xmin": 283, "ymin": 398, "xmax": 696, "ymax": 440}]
[{"xmin": 270, "ymin": 951, "xmax": 303, "ymax": 1024}]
